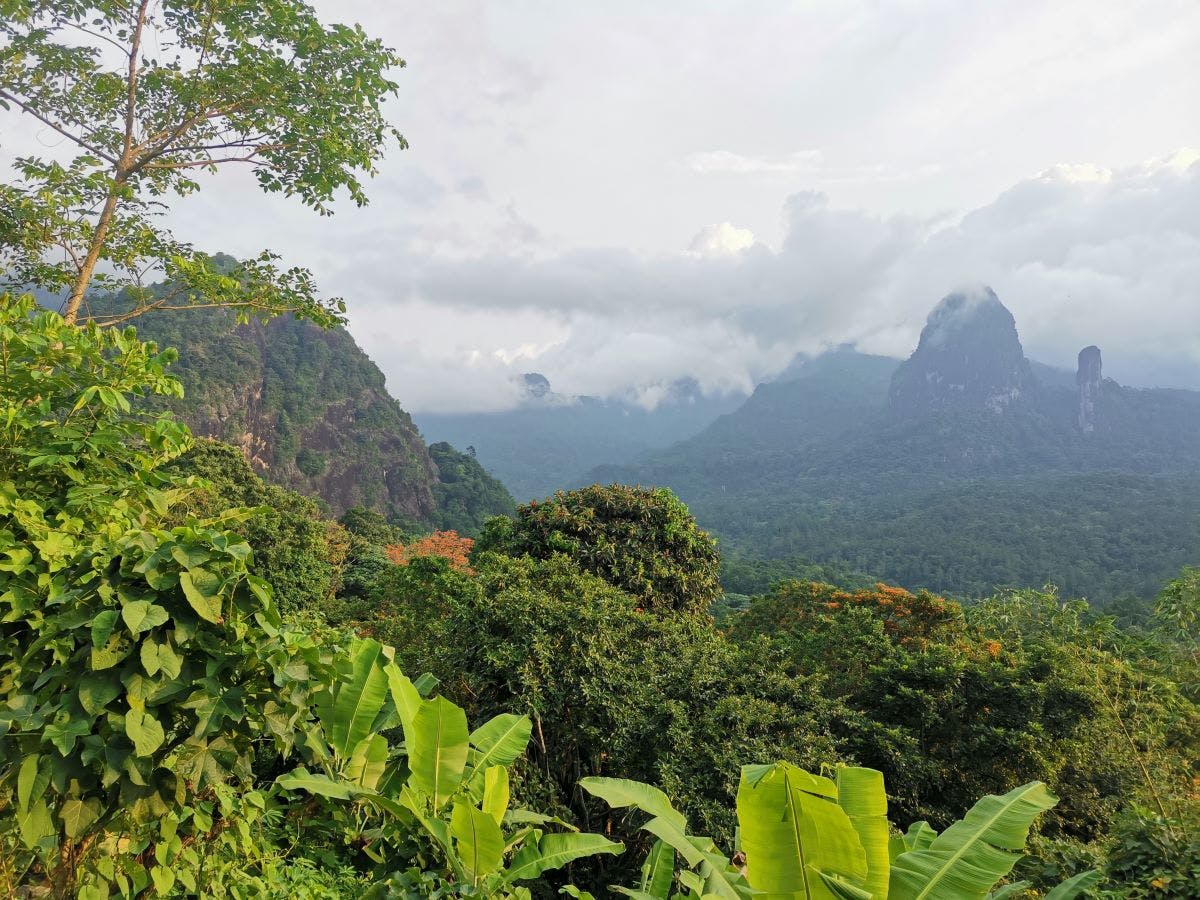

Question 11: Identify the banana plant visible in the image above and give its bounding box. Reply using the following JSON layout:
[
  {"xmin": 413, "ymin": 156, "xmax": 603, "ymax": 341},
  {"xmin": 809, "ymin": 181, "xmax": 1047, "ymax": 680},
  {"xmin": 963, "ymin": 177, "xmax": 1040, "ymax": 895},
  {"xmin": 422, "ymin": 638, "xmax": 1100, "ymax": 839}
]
[
  {"xmin": 586, "ymin": 763, "xmax": 1099, "ymax": 900},
  {"xmin": 278, "ymin": 637, "xmax": 623, "ymax": 893}
]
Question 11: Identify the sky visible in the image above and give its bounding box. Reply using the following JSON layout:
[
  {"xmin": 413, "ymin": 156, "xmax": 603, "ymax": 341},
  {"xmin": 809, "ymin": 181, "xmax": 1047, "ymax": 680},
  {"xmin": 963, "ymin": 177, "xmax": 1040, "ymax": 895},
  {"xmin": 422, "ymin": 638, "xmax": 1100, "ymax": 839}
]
[{"xmin": 7, "ymin": 0, "xmax": 1200, "ymax": 411}]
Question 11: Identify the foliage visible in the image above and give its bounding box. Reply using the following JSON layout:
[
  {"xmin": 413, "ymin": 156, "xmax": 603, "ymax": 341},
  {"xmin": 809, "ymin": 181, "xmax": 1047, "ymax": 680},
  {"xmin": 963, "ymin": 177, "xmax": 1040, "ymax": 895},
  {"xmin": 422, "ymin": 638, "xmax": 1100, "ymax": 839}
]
[
  {"xmin": 341, "ymin": 550, "xmax": 844, "ymax": 884},
  {"xmin": 583, "ymin": 763, "xmax": 1096, "ymax": 900},
  {"xmin": 428, "ymin": 441, "xmax": 516, "ymax": 535},
  {"xmin": 0, "ymin": 295, "xmax": 340, "ymax": 895},
  {"xmin": 388, "ymin": 531, "xmax": 476, "ymax": 574},
  {"xmin": 166, "ymin": 439, "xmax": 350, "ymax": 613},
  {"xmin": 0, "ymin": 0, "xmax": 404, "ymax": 323},
  {"xmin": 1096, "ymin": 807, "xmax": 1200, "ymax": 898},
  {"xmin": 727, "ymin": 580, "xmax": 1200, "ymax": 841},
  {"xmin": 477, "ymin": 484, "xmax": 722, "ymax": 615},
  {"xmin": 276, "ymin": 637, "xmax": 623, "ymax": 896}
]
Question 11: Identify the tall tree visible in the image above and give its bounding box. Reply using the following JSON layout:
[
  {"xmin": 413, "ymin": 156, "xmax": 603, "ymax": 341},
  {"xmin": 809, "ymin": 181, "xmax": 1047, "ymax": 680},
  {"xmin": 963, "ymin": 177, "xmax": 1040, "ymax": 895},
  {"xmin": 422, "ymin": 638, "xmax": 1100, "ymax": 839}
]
[{"xmin": 0, "ymin": 0, "xmax": 405, "ymax": 325}]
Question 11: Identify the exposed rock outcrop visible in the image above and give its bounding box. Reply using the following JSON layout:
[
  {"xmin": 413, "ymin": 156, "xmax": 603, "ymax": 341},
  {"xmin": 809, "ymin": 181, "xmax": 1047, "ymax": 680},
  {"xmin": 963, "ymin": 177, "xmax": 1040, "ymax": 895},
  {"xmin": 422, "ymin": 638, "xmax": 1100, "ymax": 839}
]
[
  {"xmin": 889, "ymin": 287, "xmax": 1036, "ymax": 419},
  {"xmin": 1076, "ymin": 345, "xmax": 1103, "ymax": 434}
]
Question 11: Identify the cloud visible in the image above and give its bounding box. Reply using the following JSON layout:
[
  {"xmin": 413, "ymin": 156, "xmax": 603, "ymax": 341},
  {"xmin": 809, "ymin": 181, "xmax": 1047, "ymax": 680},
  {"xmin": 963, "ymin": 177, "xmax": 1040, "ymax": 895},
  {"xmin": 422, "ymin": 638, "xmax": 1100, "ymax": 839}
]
[
  {"xmin": 346, "ymin": 148, "xmax": 1200, "ymax": 411},
  {"xmin": 687, "ymin": 223, "xmax": 757, "ymax": 258},
  {"xmin": 683, "ymin": 150, "xmax": 824, "ymax": 175}
]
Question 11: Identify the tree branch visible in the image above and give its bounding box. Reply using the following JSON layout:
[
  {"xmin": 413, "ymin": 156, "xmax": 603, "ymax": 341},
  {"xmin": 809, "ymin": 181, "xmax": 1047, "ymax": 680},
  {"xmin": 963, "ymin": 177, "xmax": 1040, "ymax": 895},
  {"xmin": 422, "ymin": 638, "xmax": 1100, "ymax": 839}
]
[{"xmin": 0, "ymin": 90, "xmax": 119, "ymax": 165}]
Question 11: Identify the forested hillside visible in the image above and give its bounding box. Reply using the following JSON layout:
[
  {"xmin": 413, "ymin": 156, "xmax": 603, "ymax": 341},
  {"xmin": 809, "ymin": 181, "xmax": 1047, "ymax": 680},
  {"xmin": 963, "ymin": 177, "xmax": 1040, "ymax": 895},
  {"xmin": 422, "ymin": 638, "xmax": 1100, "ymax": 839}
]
[
  {"xmin": 599, "ymin": 290, "xmax": 1200, "ymax": 602},
  {"xmin": 109, "ymin": 283, "xmax": 513, "ymax": 533}
]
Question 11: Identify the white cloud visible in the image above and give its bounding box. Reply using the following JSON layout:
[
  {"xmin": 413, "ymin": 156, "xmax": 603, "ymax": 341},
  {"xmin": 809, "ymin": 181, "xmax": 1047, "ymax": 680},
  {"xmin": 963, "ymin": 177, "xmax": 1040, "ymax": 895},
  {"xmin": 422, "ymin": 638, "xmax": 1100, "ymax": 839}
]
[{"xmin": 687, "ymin": 223, "xmax": 757, "ymax": 258}]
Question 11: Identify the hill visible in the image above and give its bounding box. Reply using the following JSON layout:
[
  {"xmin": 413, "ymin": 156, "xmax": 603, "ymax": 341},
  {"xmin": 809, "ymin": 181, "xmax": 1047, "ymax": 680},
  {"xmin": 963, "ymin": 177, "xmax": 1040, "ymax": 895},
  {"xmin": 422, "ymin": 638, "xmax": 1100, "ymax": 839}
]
[
  {"xmin": 117, "ymin": 295, "xmax": 513, "ymax": 532},
  {"xmin": 597, "ymin": 288, "xmax": 1200, "ymax": 601}
]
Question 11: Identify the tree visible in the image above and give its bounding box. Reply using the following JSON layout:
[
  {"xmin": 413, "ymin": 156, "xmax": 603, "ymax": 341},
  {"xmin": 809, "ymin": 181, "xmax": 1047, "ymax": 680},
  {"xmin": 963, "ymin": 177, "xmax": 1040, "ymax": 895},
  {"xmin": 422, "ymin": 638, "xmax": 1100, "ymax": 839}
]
[
  {"xmin": 0, "ymin": 0, "xmax": 405, "ymax": 325},
  {"xmin": 477, "ymin": 484, "xmax": 722, "ymax": 615}
]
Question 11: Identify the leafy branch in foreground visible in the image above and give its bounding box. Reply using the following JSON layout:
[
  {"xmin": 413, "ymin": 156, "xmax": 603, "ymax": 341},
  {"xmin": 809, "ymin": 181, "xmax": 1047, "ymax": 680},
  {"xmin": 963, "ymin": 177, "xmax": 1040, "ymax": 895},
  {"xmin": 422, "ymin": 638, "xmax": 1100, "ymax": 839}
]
[{"xmin": 0, "ymin": 0, "xmax": 405, "ymax": 325}]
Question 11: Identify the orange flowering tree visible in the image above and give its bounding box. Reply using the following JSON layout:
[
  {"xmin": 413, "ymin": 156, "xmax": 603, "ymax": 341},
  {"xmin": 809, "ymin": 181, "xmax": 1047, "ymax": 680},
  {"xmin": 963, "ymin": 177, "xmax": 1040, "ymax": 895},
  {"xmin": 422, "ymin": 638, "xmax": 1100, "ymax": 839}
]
[{"xmin": 387, "ymin": 530, "xmax": 475, "ymax": 573}]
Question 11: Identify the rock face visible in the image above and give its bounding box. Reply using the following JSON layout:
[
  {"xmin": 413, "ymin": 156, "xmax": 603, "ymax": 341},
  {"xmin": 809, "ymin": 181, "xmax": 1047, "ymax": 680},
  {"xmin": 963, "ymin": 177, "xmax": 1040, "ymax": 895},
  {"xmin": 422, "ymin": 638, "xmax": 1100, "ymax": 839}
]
[
  {"xmin": 889, "ymin": 287, "xmax": 1036, "ymax": 419},
  {"xmin": 1076, "ymin": 345, "xmax": 1103, "ymax": 434}
]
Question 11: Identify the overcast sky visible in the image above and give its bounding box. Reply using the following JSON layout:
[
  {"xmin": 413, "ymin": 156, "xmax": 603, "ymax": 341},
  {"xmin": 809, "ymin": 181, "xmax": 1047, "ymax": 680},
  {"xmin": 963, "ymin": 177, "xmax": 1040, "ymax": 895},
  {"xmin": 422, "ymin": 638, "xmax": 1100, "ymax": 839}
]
[{"xmin": 9, "ymin": 0, "xmax": 1200, "ymax": 411}]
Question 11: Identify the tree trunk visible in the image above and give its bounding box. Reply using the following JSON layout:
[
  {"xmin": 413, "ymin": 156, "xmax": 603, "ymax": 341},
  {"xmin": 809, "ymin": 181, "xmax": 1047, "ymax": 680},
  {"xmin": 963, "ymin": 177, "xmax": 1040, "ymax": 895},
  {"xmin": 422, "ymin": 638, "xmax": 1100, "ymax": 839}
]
[{"xmin": 62, "ymin": 184, "xmax": 122, "ymax": 324}]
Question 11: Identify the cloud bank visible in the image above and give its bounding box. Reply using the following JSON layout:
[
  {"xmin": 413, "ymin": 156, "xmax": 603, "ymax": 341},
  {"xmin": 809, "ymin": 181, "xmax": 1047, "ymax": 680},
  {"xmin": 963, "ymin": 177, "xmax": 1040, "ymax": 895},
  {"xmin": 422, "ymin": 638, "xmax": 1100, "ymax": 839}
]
[{"xmin": 345, "ymin": 149, "xmax": 1200, "ymax": 412}]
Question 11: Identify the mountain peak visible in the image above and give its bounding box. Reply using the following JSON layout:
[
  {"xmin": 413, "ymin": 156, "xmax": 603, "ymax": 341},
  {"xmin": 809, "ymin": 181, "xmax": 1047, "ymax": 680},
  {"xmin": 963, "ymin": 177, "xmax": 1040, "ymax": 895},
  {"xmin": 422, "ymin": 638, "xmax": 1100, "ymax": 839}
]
[{"xmin": 889, "ymin": 287, "xmax": 1035, "ymax": 418}]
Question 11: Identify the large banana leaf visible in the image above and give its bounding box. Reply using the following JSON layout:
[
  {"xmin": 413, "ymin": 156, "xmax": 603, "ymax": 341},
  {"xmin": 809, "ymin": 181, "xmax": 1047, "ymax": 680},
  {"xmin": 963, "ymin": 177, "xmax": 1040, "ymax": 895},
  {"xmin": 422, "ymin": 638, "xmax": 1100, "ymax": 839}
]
[
  {"xmin": 466, "ymin": 713, "xmax": 532, "ymax": 795},
  {"xmin": 321, "ymin": 638, "xmax": 390, "ymax": 759},
  {"xmin": 838, "ymin": 767, "xmax": 890, "ymax": 900},
  {"xmin": 384, "ymin": 661, "xmax": 422, "ymax": 747},
  {"xmin": 345, "ymin": 733, "xmax": 389, "ymax": 790},
  {"xmin": 640, "ymin": 839, "xmax": 675, "ymax": 899},
  {"xmin": 890, "ymin": 781, "xmax": 1058, "ymax": 900},
  {"xmin": 579, "ymin": 776, "xmax": 688, "ymax": 828},
  {"xmin": 503, "ymin": 832, "xmax": 624, "ymax": 884},
  {"xmin": 737, "ymin": 762, "xmax": 868, "ymax": 900},
  {"xmin": 451, "ymin": 800, "xmax": 505, "ymax": 881},
  {"xmin": 482, "ymin": 765, "xmax": 510, "ymax": 825},
  {"xmin": 409, "ymin": 695, "xmax": 470, "ymax": 810}
]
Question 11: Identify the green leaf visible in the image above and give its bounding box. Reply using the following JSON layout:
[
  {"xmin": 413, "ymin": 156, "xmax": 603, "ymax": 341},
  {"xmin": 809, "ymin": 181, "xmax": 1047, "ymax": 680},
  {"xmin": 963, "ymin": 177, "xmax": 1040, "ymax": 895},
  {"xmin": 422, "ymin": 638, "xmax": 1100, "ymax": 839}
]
[
  {"xmin": 838, "ymin": 767, "xmax": 891, "ymax": 900},
  {"xmin": 467, "ymin": 713, "xmax": 531, "ymax": 793},
  {"xmin": 179, "ymin": 569, "xmax": 222, "ymax": 623},
  {"xmin": 78, "ymin": 672, "xmax": 121, "ymax": 715},
  {"xmin": 17, "ymin": 755, "xmax": 40, "ymax": 812},
  {"xmin": 890, "ymin": 781, "xmax": 1058, "ymax": 900},
  {"xmin": 451, "ymin": 801, "xmax": 505, "ymax": 880},
  {"xmin": 17, "ymin": 799, "xmax": 55, "ymax": 850},
  {"xmin": 60, "ymin": 797, "xmax": 102, "ymax": 839},
  {"xmin": 91, "ymin": 609, "xmax": 119, "ymax": 648},
  {"xmin": 121, "ymin": 600, "xmax": 169, "ymax": 635},
  {"xmin": 985, "ymin": 884, "xmax": 1031, "ymax": 900},
  {"xmin": 640, "ymin": 839, "xmax": 675, "ymax": 899},
  {"xmin": 482, "ymin": 765, "xmax": 511, "ymax": 825},
  {"xmin": 736, "ymin": 761, "xmax": 867, "ymax": 899},
  {"xmin": 505, "ymin": 832, "xmax": 624, "ymax": 884},
  {"xmin": 409, "ymin": 695, "xmax": 469, "ymax": 811},
  {"xmin": 345, "ymin": 734, "xmax": 389, "ymax": 790},
  {"xmin": 579, "ymin": 776, "xmax": 688, "ymax": 829},
  {"xmin": 276, "ymin": 768, "xmax": 356, "ymax": 800},
  {"xmin": 125, "ymin": 708, "xmax": 166, "ymax": 757},
  {"xmin": 385, "ymin": 662, "xmax": 422, "ymax": 747},
  {"xmin": 325, "ymin": 638, "xmax": 390, "ymax": 759},
  {"xmin": 1044, "ymin": 870, "xmax": 1102, "ymax": 900}
]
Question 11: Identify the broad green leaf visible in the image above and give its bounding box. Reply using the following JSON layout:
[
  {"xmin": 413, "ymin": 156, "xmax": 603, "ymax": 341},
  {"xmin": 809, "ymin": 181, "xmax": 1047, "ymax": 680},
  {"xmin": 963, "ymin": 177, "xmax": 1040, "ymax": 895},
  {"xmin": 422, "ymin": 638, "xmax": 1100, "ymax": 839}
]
[
  {"xmin": 579, "ymin": 776, "xmax": 688, "ymax": 829},
  {"xmin": 326, "ymin": 639, "xmax": 389, "ymax": 759},
  {"xmin": 179, "ymin": 569, "xmax": 222, "ymax": 623},
  {"xmin": 346, "ymin": 734, "xmax": 389, "ymax": 790},
  {"xmin": 151, "ymin": 865, "xmax": 176, "ymax": 895},
  {"xmin": 276, "ymin": 768, "xmax": 356, "ymax": 800},
  {"xmin": 1044, "ymin": 870, "xmax": 1102, "ymax": 900},
  {"xmin": 736, "ymin": 762, "xmax": 867, "ymax": 899},
  {"xmin": 121, "ymin": 600, "xmax": 169, "ymax": 635},
  {"xmin": 77, "ymin": 673, "xmax": 121, "ymax": 715},
  {"xmin": 641, "ymin": 839, "xmax": 675, "ymax": 899},
  {"xmin": 467, "ymin": 713, "xmax": 531, "ymax": 793},
  {"xmin": 642, "ymin": 816, "xmax": 707, "ymax": 867},
  {"xmin": 838, "ymin": 767, "xmax": 891, "ymax": 900},
  {"xmin": 409, "ymin": 696, "xmax": 469, "ymax": 810},
  {"xmin": 125, "ymin": 708, "xmax": 166, "ymax": 757},
  {"xmin": 384, "ymin": 661, "xmax": 422, "ymax": 746},
  {"xmin": 451, "ymin": 801, "xmax": 505, "ymax": 880},
  {"xmin": 60, "ymin": 797, "xmax": 102, "ymax": 839},
  {"xmin": 91, "ymin": 609, "xmax": 119, "ymax": 648},
  {"xmin": 482, "ymin": 765, "xmax": 511, "ymax": 825},
  {"xmin": 505, "ymin": 832, "xmax": 624, "ymax": 884},
  {"xmin": 890, "ymin": 781, "xmax": 1058, "ymax": 900},
  {"xmin": 17, "ymin": 798, "xmax": 54, "ymax": 850},
  {"xmin": 17, "ymin": 755, "xmax": 40, "ymax": 812}
]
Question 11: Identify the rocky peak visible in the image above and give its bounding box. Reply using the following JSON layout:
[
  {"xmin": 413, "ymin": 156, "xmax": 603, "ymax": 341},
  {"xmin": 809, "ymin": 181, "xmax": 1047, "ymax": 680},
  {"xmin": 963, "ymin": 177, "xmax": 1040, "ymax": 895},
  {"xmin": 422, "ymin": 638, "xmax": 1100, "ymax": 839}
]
[
  {"xmin": 1076, "ymin": 345, "xmax": 1102, "ymax": 434},
  {"xmin": 889, "ymin": 287, "xmax": 1036, "ymax": 418},
  {"xmin": 521, "ymin": 372, "xmax": 552, "ymax": 399}
]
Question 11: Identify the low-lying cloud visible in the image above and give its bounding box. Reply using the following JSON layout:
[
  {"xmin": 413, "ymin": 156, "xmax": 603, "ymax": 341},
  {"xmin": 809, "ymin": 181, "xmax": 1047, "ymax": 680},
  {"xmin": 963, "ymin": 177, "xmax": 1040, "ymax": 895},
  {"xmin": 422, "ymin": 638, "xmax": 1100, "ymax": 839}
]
[{"xmin": 350, "ymin": 148, "xmax": 1200, "ymax": 412}]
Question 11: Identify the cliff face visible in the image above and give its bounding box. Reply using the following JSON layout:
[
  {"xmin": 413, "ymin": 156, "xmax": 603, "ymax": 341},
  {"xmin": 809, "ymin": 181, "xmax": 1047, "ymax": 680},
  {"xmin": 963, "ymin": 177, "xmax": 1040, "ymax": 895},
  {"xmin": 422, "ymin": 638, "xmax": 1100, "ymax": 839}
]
[
  {"xmin": 1076, "ymin": 345, "xmax": 1103, "ymax": 434},
  {"xmin": 126, "ymin": 306, "xmax": 503, "ymax": 526},
  {"xmin": 889, "ymin": 287, "xmax": 1036, "ymax": 419}
]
